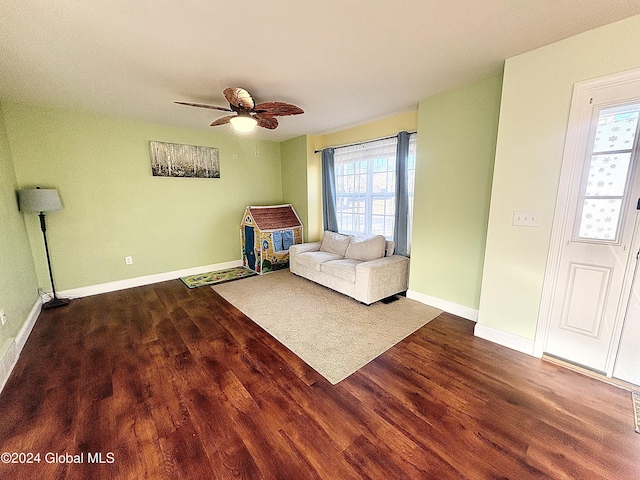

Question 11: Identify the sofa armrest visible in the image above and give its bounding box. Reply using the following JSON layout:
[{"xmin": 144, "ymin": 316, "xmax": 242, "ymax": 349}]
[
  {"xmin": 289, "ymin": 242, "xmax": 321, "ymax": 255},
  {"xmin": 355, "ymin": 255, "xmax": 410, "ymax": 304},
  {"xmin": 289, "ymin": 242, "xmax": 321, "ymax": 276}
]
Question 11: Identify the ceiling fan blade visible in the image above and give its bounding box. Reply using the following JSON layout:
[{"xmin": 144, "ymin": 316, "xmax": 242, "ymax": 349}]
[
  {"xmin": 255, "ymin": 114, "xmax": 279, "ymax": 130},
  {"xmin": 254, "ymin": 102, "xmax": 304, "ymax": 116},
  {"xmin": 174, "ymin": 101, "xmax": 232, "ymax": 112},
  {"xmin": 210, "ymin": 115, "xmax": 235, "ymax": 126},
  {"xmin": 223, "ymin": 87, "xmax": 255, "ymax": 110}
]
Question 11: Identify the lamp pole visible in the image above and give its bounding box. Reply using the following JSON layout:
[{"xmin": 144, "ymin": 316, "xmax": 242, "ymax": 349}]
[{"xmin": 39, "ymin": 211, "xmax": 68, "ymax": 309}]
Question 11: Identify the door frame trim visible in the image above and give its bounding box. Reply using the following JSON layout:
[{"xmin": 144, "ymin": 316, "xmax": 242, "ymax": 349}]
[{"xmin": 534, "ymin": 67, "xmax": 640, "ymax": 373}]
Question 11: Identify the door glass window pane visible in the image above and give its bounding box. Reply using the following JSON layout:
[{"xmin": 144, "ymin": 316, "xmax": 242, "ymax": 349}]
[
  {"xmin": 578, "ymin": 199, "xmax": 623, "ymax": 240},
  {"xmin": 576, "ymin": 102, "xmax": 640, "ymax": 242},
  {"xmin": 584, "ymin": 153, "xmax": 631, "ymax": 196},
  {"xmin": 593, "ymin": 106, "xmax": 639, "ymax": 153}
]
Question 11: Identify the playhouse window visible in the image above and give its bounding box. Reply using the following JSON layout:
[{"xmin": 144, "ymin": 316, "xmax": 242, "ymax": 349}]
[{"xmin": 272, "ymin": 230, "xmax": 294, "ymax": 252}]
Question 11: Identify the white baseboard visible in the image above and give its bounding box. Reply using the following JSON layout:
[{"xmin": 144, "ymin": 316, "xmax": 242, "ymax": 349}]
[
  {"xmin": 16, "ymin": 298, "xmax": 42, "ymax": 352},
  {"xmin": 0, "ymin": 338, "xmax": 18, "ymax": 394},
  {"xmin": 405, "ymin": 290, "xmax": 535, "ymax": 356},
  {"xmin": 59, "ymin": 259, "xmax": 242, "ymax": 298},
  {"xmin": 473, "ymin": 323, "xmax": 535, "ymax": 356},
  {"xmin": 406, "ymin": 289, "xmax": 479, "ymax": 321},
  {"xmin": 0, "ymin": 298, "xmax": 42, "ymax": 394}
]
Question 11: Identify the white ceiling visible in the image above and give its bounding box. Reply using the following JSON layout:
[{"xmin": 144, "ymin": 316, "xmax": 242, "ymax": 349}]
[{"xmin": 1, "ymin": 1, "xmax": 640, "ymax": 141}]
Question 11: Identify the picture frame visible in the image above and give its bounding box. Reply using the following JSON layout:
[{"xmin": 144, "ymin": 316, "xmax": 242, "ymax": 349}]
[{"xmin": 149, "ymin": 141, "xmax": 220, "ymax": 178}]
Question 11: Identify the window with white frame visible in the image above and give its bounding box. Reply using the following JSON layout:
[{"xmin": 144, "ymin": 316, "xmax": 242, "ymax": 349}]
[
  {"xmin": 333, "ymin": 134, "xmax": 416, "ymax": 240},
  {"xmin": 576, "ymin": 103, "xmax": 640, "ymax": 241}
]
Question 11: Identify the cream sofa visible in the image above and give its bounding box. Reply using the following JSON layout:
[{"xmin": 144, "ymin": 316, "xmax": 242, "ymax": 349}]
[{"xmin": 289, "ymin": 231, "xmax": 410, "ymax": 305}]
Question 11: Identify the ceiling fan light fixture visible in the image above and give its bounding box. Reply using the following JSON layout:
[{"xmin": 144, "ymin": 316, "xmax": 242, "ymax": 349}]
[
  {"xmin": 177, "ymin": 87, "xmax": 303, "ymax": 132},
  {"xmin": 230, "ymin": 114, "xmax": 257, "ymax": 133}
]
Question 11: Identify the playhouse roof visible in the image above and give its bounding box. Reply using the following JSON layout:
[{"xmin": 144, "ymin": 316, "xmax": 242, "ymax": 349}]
[{"xmin": 246, "ymin": 205, "xmax": 302, "ymax": 231}]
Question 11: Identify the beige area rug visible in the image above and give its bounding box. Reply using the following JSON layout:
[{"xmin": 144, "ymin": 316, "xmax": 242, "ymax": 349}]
[{"xmin": 212, "ymin": 270, "xmax": 442, "ymax": 384}]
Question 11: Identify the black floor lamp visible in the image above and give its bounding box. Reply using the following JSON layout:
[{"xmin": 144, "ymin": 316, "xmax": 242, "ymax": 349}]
[{"xmin": 18, "ymin": 187, "xmax": 69, "ymax": 309}]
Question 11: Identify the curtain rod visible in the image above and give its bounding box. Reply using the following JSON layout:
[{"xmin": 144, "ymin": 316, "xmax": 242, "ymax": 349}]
[{"xmin": 313, "ymin": 131, "xmax": 416, "ymax": 154}]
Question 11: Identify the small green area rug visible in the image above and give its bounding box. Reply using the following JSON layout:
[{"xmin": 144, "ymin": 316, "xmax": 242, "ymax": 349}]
[{"xmin": 180, "ymin": 266, "xmax": 257, "ymax": 289}]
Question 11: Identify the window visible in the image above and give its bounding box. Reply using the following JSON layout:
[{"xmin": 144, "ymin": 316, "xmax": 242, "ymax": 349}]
[
  {"xmin": 333, "ymin": 134, "xmax": 416, "ymax": 240},
  {"xmin": 576, "ymin": 103, "xmax": 640, "ymax": 241},
  {"xmin": 271, "ymin": 230, "xmax": 294, "ymax": 252}
]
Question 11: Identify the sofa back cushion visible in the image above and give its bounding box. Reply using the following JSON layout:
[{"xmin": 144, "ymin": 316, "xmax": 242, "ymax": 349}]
[
  {"xmin": 320, "ymin": 231, "xmax": 352, "ymax": 256},
  {"xmin": 344, "ymin": 235, "xmax": 386, "ymax": 261},
  {"xmin": 385, "ymin": 240, "xmax": 395, "ymax": 257}
]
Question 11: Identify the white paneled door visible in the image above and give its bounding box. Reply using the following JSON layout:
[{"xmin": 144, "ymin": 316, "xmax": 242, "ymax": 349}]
[
  {"xmin": 613, "ymin": 272, "xmax": 640, "ymax": 384},
  {"xmin": 544, "ymin": 75, "xmax": 640, "ymax": 377}
]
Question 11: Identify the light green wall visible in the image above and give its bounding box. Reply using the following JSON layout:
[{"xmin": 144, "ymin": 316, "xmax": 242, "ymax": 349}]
[
  {"xmin": 409, "ymin": 75, "xmax": 502, "ymax": 308},
  {"xmin": 479, "ymin": 14, "xmax": 640, "ymax": 339},
  {"xmin": 4, "ymin": 102, "xmax": 283, "ymax": 291},
  {"xmin": 305, "ymin": 135, "xmax": 324, "ymax": 242},
  {"xmin": 280, "ymin": 135, "xmax": 309, "ymax": 241},
  {"xmin": 0, "ymin": 102, "xmax": 39, "ymax": 346}
]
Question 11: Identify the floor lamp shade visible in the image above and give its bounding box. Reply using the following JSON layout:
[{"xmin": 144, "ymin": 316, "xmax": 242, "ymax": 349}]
[
  {"xmin": 18, "ymin": 188, "xmax": 63, "ymax": 213},
  {"xmin": 17, "ymin": 187, "xmax": 68, "ymax": 309}
]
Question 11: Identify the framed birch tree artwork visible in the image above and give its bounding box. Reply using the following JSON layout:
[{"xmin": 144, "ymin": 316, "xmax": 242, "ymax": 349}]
[{"xmin": 149, "ymin": 141, "xmax": 220, "ymax": 178}]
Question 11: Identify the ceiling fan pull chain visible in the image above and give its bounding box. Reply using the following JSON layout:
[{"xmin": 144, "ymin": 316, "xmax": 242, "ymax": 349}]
[{"xmin": 232, "ymin": 129, "xmax": 238, "ymax": 159}]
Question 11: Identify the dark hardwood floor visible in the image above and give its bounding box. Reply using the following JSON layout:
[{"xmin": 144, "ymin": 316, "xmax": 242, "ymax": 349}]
[{"xmin": 0, "ymin": 279, "xmax": 638, "ymax": 479}]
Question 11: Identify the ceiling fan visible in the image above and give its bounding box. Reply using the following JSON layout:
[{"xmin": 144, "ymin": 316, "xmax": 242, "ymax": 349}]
[{"xmin": 175, "ymin": 87, "xmax": 304, "ymax": 133}]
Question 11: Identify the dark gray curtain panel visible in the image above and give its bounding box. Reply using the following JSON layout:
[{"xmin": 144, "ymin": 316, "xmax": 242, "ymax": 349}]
[
  {"xmin": 321, "ymin": 148, "xmax": 338, "ymax": 232},
  {"xmin": 394, "ymin": 131, "xmax": 410, "ymax": 256}
]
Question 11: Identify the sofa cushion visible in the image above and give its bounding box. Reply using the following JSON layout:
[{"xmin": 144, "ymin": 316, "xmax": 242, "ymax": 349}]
[
  {"xmin": 320, "ymin": 259, "xmax": 360, "ymax": 283},
  {"xmin": 385, "ymin": 240, "xmax": 395, "ymax": 257},
  {"xmin": 345, "ymin": 235, "xmax": 386, "ymax": 261},
  {"xmin": 319, "ymin": 231, "xmax": 352, "ymax": 256},
  {"xmin": 295, "ymin": 251, "xmax": 343, "ymax": 271}
]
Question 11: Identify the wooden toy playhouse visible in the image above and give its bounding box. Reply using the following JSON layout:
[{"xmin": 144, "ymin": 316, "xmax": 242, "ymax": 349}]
[{"xmin": 241, "ymin": 204, "xmax": 303, "ymax": 274}]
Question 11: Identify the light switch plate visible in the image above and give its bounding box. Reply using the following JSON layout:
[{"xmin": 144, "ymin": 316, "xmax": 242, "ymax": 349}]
[{"xmin": 513, "ymin": 211, "xmax": 539, "ymax": 227}]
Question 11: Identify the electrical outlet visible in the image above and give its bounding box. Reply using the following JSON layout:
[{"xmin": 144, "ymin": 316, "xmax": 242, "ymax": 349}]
[
  {"xmin": 513, "ymin": 211, "xmax": 539, "ymax": 227},
  {"xmin": 0, "ymin": 309, "xmax": 6, "ymax": 326},
  {"xmin": 125, "ymin": 256, "xmax": 133, "ymax": 265}
]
